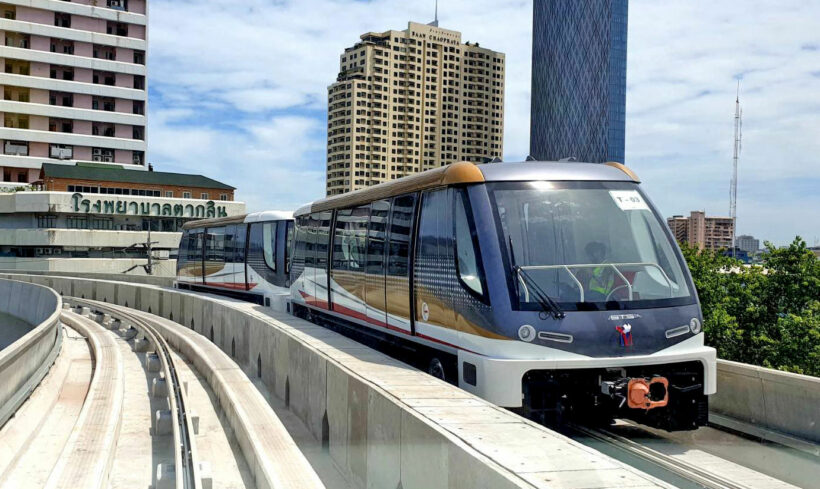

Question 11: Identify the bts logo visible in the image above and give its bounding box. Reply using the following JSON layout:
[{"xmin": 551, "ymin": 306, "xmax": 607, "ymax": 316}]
[{"xmin": 616, "ymin": 324, "xmax": 633, "ymax": 347}]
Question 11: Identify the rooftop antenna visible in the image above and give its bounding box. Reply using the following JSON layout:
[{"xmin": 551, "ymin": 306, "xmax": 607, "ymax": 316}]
[
  {"xmin": 730, "ymin": 80, "xmax": 742, "ymax": 258},
  {"xmin": 429, "ymin": 0, "xmax": 439, "ymax": 27}
]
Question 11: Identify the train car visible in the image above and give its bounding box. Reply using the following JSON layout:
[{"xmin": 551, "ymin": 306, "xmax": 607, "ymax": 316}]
[
  {"xmin": 176, "ymin": 210, "xmax": 293, "ymax": 310},
  {"xmin": 290, "ymin": 161, "xmax": 716, "ymax": 431}
]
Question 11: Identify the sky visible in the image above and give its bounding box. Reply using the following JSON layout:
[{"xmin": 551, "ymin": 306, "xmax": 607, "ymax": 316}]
[{"xmin": 146, "ymin": 0, "xmax": 820, "ymax": 246}]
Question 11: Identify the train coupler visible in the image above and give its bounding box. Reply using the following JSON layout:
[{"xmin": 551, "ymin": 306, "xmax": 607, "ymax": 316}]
[{"xmin": 601, "ymin": 376, "xmax": 669, "ymax": 410}]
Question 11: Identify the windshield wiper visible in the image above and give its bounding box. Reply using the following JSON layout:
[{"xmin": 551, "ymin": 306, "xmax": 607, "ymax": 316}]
[
  {"xmin": 515, "ymin": 265, "xmax": 566, "ymax": 320},
  {"xmin": 508, "ymin": 236, "xmax": 565, "ymax": 320}
]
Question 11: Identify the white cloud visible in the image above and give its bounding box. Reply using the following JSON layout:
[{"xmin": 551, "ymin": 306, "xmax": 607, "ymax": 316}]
[{"xmin": 146, "ymin": 0, "xmax": 820, "ymax": 245}]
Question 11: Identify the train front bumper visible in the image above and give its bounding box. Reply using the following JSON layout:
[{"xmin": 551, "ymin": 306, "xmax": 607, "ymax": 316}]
[{"xmin": 456, "ymin": 334, "xmax": 717, "ymax": 408}]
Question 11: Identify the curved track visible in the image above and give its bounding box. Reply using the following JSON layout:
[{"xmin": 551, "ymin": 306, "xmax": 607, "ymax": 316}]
[{"xmin": 68, "ymin": 298, "xmax": 201, "ymax": 489}]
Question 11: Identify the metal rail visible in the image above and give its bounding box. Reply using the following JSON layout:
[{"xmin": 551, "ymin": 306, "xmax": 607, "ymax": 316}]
[
  {"xmin": 569, "ymin": 423, "xmax": 751, "ymax": 489},
  {"xmin": 69, "ymin": 298, "xmax": 201, "ymax": 489}
]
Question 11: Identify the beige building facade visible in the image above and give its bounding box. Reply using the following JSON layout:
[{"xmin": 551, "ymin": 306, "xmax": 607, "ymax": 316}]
[
  {"xmin": 667, "ymin": 211, "xmax": 734, "ymax": 251},
  {"xmin": 326, "ymin": 22, "xmax": 505, "ymax": 195}
]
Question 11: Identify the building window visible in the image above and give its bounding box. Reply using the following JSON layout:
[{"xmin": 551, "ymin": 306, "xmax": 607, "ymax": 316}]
[
  {"xmin": 200, "ymin": 193, "xmax": 208, "ymax": 199},
  {"xmin": 37, "ymin": 215, "xmax": 56, "ymax": 228},
  {"xmin": 133, "ymin": 49, "xmax": 145, "ymax": 64},
  {"xmin": 50, "ymin": 144, "xmax": 73, "ymax": 160},
  {"xmin": 67, "ymin": 217, "xmax": 87, "ymax": 229},
  {"xmin": 91, "ymin": 218, "xmax": 113, "ymax": 230},
  {"xmin": 4, "ymin": 140, "xmax": 28, "ymax": 156},
  {"xmin": 133, "ymin": 75, "xmax": 145, "ymax": 90},
  {"xmin": 166, "ymin": 191, "xmax": 174, "ymax": 198},
  {"xmin": 183, "ymin": 192, "xmax": 191, "ymax": 199},
  {"xmin": 54, "ymin": 13, "xmax": 71, "ymax": 28},
  {"xmin": 132, "ymin": 150, "xmax": 144, "ymax": 165},
  {"xmin": 132, "ymin": 100, "xmax": 145, "ymax": 115},
  {"xmin": 107, "ymin": 21, "xmax": 128, "ymax": 37},
  {"xmin": 220, "ymin": 194, "xmax": 228, "ymax": 201}
]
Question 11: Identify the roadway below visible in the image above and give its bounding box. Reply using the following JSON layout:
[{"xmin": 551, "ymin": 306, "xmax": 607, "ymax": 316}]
[{"xmin": 0, "ymin": 311, "xmax": 31, "ymax": 350}]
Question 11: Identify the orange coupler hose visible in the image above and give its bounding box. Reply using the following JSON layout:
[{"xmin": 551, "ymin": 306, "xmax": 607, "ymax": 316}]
[{"xmin": 627, "ymin": 377, "xmax": 669, "ymax": 410}]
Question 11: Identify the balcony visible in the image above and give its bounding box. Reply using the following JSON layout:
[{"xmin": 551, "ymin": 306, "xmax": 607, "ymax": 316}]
[
  {"xmin": 4, "ymin": 141, "xmax": 28, "ymax": 156},
  {"xmin": 49, "ymin": 145, "xmax": 72, "ymax": 160}
]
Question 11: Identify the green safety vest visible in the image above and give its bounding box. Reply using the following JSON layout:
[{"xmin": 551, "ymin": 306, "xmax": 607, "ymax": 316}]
[{"xmin": 590, "ymin": 266, "xmax": 615, "ymax": 295}]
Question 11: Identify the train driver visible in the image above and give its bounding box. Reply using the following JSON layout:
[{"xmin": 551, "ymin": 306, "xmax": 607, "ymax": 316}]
[{"xmin": 585, "ymin": 241, "xmax": 616, "ymax": 300}]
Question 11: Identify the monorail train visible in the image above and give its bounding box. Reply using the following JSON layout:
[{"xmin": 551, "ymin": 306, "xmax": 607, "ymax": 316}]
[
  {"xmin": 289, "ymin": 161, "xmax": 717, "ymax": 431},
  {"xmin": 176, "ymin": 210, "xmax": 293, "ymax": 309}
]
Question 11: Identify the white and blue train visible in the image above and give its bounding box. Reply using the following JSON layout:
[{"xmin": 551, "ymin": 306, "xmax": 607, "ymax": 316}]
[{"xmin": 178, "ymin": 161, "xmax": 717, "ymax": 431}]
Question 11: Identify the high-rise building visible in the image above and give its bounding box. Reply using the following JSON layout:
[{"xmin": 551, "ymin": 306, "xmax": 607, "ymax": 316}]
[
  {"xmin": 667, "ymin": 211, "xmax": 735, "ymax": 251},
  {"xmin": 326, "ymin": 21, "xmax": 505, "ymax": 195},
  {"xmin": 736, "ymin": 234, "xmax": 760, "ymax": 254},
  {"xmin": 530, "ymin": 0, "xmax": 628, "ymax": 163},
  {"xmin": 0, "ymin": 0, "xmax": 147, "ymax": 185}
]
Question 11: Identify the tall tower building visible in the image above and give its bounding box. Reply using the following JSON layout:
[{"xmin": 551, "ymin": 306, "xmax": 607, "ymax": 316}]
[
  {"xmin": 530, "ymin": 0, "xmax": 627, "ymax": 163},
  {"xmin": 326, "ymin": 21, "xmax": 505, "ymax": 196},
  {"xmin": 0, "ymin": 0, "xmax": 147, "ymax": 185}
]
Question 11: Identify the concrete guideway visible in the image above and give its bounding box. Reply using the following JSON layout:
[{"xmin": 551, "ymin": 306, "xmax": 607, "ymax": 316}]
[
  {"xmin": 46, "ymin": 311, "xmax": 123, "ymax": 489},
  {"xmin": 77, "ymin": 298, "xmax": 326, "ymax": 489}
]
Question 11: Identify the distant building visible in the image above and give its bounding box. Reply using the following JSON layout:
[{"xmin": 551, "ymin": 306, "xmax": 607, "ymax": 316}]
[
  {"xmin": 736, "ymin": 234, "xmax": 760, "ymax": 254},
  {"xmin": 809, "ymin": 246, "xmax": 820, "ymax": 258},
  {"xmin": 0, "ymin": 164, "xmax": 244, "ymax": 277},
  {"xmin": 530, "ymin": 0, "xmax": 628, "ymax": 163},
  {"xmin": 0, "ymin": 0, "xmax": 148, "ymax": 185},
  {"xmin": 326, "ymin": 21, "xmax": 505, "ymax": 195},
  {"xmin": 667, "ymin": 211, "xmax": 735, "ymax": 251}
]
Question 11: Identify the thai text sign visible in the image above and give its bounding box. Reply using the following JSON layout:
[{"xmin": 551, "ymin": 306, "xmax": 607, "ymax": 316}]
[{"xmin": 71, "ymin": 193, "xmax": 228, "ymax": 218}]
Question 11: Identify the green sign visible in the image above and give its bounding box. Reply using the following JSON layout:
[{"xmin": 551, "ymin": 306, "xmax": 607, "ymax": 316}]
[{"xmin": 71, "ymin": 193, "xmax": 228, "ymax": 218}]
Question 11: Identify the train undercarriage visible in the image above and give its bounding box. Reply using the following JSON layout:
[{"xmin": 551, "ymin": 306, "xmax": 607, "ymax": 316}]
[{"xmin": 519, "ymin": 361, "xmax": 709, "ymax": 431}]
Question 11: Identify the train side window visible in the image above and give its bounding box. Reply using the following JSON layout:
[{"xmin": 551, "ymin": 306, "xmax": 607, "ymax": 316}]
[
  {"xmin": 234, "ymin": 224, "xmax": 247, "ymax": 264},
  {"xmin": 367, "ymin": 200, "xmax": 390, "ymax": 276},
  {"xmin": 263, "ymin": 222, "xmax": 277, "ymax": 271},
  {"xmin": 333, "ymin": 207, "xmax": 368, "ymax": 271},
  {"xmin": 285, "ymin": 221, "xmax": 294, "ymax": 272},
  {"xmin": 387, "ymin": 193, "xmax": 417, "ymax": 278},
  {"xmin": 313, "ymin": 212, "xmax": 332, "ymax": 272},
  {"xmin": 454, "ymin": 188, "xmax": 486, "ymax": 297}
]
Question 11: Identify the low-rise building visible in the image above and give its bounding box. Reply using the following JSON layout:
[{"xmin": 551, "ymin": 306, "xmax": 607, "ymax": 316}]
[
  {"xmin": 736, "ymin": 234, "xmax": 760, "ymax": 255},
  {"xmin": 667, "ymin": 211, "xmax": 735, "ymax": 251},
  {"xmin": 0, "ymin": 165, "xmax": 244, "ymax": 276}
]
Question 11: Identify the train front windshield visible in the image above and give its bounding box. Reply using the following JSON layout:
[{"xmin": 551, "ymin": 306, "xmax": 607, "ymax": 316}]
[{"xmin": 489, "ymin": 181, "xmax": 694, "ymax": 310}]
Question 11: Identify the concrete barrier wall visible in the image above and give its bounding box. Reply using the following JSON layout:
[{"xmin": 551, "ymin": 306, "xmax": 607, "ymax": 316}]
[
  {"xmin": 712, "ymin": 359, "xmax": 820, "ymax": 443},
  {"xmin": 0, "ymin": 278, "xmax": 62, "ymax": 427},
  {"xmin": 0, "ymin": 269, "xmax": 175, "ymax": 287},
  {"xmin": 0, "ymin": 273, "xmax": 676, "ymax": 489}
]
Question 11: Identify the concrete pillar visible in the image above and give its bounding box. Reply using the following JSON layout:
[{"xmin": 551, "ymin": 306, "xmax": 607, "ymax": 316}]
[
  {"xmin": 133, "ymin": 338, "xmax": 150, "ymax": 352},
  {"xmin": 155, "ymin": 463, "xmax": 175, "ymax": 489},
  {"xmin": 154, "ymin": 410, "xmax": 172, "ymax": 435},
  {"xmin": 146, "ymin": 353, "xmax": 161, "ymax": 372},
  {"xmin": 198, "ymin": 462, "xmax": 213, "ymax": 489},
  {"xmin": 152, "ymin": 377, "xmax": 168, "ymax": 398}
]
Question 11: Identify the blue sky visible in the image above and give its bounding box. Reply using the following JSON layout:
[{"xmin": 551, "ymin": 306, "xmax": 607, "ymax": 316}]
[{"xmin": 146, "ymin": 0, "xmax": 820, "ymax": 246}]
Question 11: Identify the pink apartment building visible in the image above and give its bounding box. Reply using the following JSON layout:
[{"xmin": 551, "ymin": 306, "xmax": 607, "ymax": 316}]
[{"xmin": 0, "ymin": 0, "xmax": 147, "ymax": 184}]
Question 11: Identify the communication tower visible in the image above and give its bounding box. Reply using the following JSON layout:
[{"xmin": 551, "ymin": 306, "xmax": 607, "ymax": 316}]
[{"xmin": 730, "ymin": 82, "xmax": 742, "ymax": 257}]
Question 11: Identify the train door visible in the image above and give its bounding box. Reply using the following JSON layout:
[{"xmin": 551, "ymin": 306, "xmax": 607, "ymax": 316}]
[
  {"xmin": 365, "ymin": 200, "xmax": 390, "ymax": 327},
  {"xmin": 414, "ymin": 188, "xmax": 457, "ymax": 342},
  {"xmin": 233, "ymin": 223, "xmax": 248, "ymax": 289},
  {"xmin": 385, "ymin": 193, "xmax": 418, "ymax": 333}
]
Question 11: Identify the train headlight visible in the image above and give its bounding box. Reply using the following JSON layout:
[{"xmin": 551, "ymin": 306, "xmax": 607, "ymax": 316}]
[
  {"xmin": 518, "ymin": 324, "xmax": 536, "ymax": 342},
  {"xmin": 689, "ymin": 318, "xmax": 702, "ymax": 334}
]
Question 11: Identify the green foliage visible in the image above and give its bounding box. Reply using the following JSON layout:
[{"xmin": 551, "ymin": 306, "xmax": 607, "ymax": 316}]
[{"xmin": 680, "ymin": 237, "xmax": 820, "ymax": 376}]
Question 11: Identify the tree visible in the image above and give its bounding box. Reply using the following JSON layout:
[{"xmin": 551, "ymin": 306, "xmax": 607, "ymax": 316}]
[{"xmin": 680, "ymin": 237, "xmax": 820, "ymax": 376}]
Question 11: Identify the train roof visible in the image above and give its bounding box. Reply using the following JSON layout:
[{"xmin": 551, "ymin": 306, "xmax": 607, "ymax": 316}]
[
  {"xmin": 295, "ymin": 161, "xmax": 639, "ymax": 216},
  {"xmin": 181, "ymin": 210, "xmax": 293, "ymax": 230}
]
